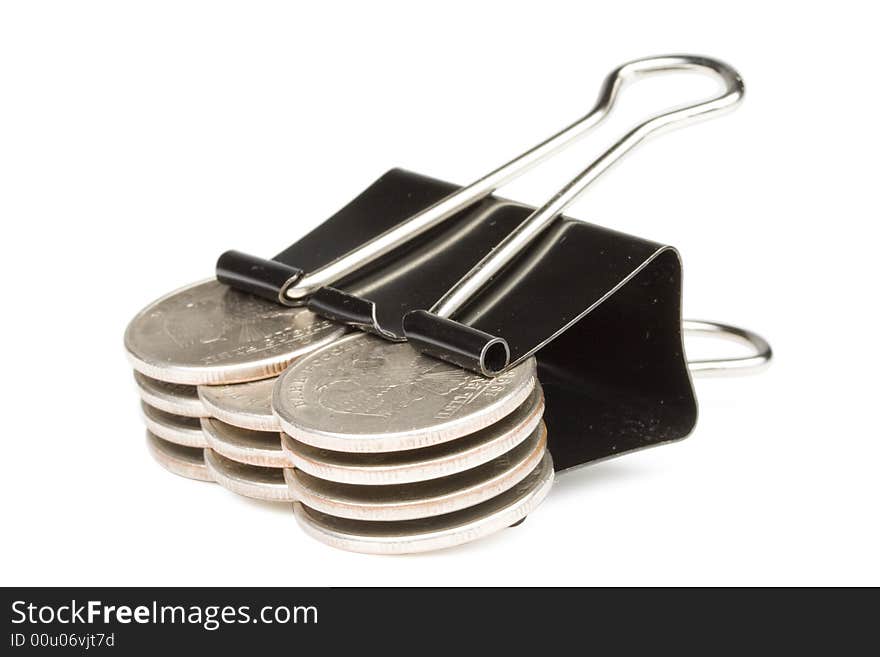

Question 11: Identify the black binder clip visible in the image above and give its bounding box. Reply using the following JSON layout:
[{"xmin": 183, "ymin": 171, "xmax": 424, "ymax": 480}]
[{"xmin": 217, "ymin": 55, "xmax": 771, "ymax": 472}]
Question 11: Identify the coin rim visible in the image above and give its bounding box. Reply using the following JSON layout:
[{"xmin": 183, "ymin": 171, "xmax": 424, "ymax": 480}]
[
  {"xmin": 201, "ymin": 417, "xmax": 288, "ymax": 468},
  {"xmin": 292, "ymin": 451, "xmax": 554, "ymax": 555},
  {"xmin": 197, "ymin": 379, "xmax": 280, "ymax": 432},
  {"xmin": 273, "ymin": 334, "xmax": 537, "ymax": 453},
  {"xmin": 141, "ymin": 401, "xmax": 207, "ymax": 448},
  {"xmin": 134, "ymin": 371, "xmax": 208, "ymax": 418},
  {"xmin": 146, "ymin": 431, "xmax": 213, "ymax": 483},
  {"xmin": 284, "ymin": 422, "xmax": 546, "ymax": 521},
  {"xmin": 203, "ymin": 448, "xmax": 293, "ymax": 502},
  {"xmin": 280, "ymin": 384, "xmax": 544, "ymax": 485}
]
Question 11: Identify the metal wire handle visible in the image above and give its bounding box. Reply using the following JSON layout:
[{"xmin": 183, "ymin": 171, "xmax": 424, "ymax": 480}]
[
  {"xmin": 284, "ymin": 54, "xmax": 742, "ymax": 301},
  {"xmin": 685, "ymin": 320, "xmax": 772, "ymax": 377},
  {"xmin": 432, "ymin": 54, "xmax": 744, "ymax": 318}
]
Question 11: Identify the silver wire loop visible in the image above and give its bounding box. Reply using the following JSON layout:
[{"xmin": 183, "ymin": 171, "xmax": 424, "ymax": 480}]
[
  {"xmin": 685, "ymin": 320, "xmax": 772, "ymax": 377},
  {"xmin": 285, "ymin": 54, "xmax": 743, "ymax": 302},
  {"xmin": 432, "ymin": 54, "xmax": 744, "ymax": 318}
]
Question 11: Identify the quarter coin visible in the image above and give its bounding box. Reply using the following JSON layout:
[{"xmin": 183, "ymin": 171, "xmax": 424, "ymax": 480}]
[
  {"xmin": 200, "ymin": 417, "xmax": 287, "ymax": 468},
  {"xmin": 134, "ymin": 371, "xmax": 207, "ymax": 418},
  {"xmin": 141, "ymin": 401, "xmax": 207, "ymax": 448},
  {"xmin": 125, "ymin": 279, "xmax": 346, "ymax": 385},
  {"xmin": 293, "ymin": 451, "xmax": 554, "ymax": 554},
  {"xmin": 273, "ymin": 334, "xmax": 537, "ymax": 452},
  {"xmin": 203, "ymin": 449, "xmax": 293, "ymax": 502},
  {"xmin": 280, "ymin": 384, "xmax": 544, "ymax": 485},
  {"xmin": 285, "ymin": 421, "xmax": 547, "ymax": 521},
  {"xmin": 197, "ymin": 377, "xmax": 278, "ymax": 431},
  {"xmin": 146, "ymin": 431, "xmax": 213, "ymax": 482}
]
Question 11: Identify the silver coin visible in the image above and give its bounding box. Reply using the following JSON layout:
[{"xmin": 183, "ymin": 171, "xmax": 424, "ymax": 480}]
[
  {"xmin": 280, "ymin": 384, "xmax": 545, "ymax": 485},
  {"xmin": 125, "ymin": 279, "xmax": 347, "ymax": 385},
  {"xmin": 134, "ymin": 371, "xmax": 207, "ymax": 418},
  {"xmin": 293, "ymin": 451, "xmax": 554, "ymax": 554},
  {"xmin": 273, "ymin": 334, "xmax": 537, "ymax": 453},
  {"xmin": 146, "ymin": 431, "xmax": 213, "ymax": 482},
  {"xmin": 203, "ymin": 449, "xmax": 293, "ymax": 502},
  {"xmin": 197, "ymin": 377, "xmax": 278, "ymax": 431},
  {"xmin": 141, "ymin": 401, "xmax": 207, "ymax": 448},
  {"xmin": 200, "ymin": 417, "xmax": 287, "ymax": 468},
  {"xmin": 285, "ymin": 421, "xmax": 547, "ymax": 522}
]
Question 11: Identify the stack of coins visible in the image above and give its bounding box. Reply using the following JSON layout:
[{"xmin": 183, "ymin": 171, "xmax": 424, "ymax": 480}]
[
  {"xmin": 273, "ymin": 334, "xmax": 554, "ymax": 554},
  {"xmin": 124, "ymin": 280, "xmax": 346, "ymax": 499},
  {"xmin": 199, "ymin": 378, "xmax": 292, "ymax": 501},
  {"xmin": 125, "ymin": 281, "xmax": 554, "ymax": 553}
]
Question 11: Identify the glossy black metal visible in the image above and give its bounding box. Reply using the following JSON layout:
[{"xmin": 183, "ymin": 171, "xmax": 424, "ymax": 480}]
[
  {"xmin": 401, "ymin": 214, "xmax": 697, "ymax": 470},
  {"xmin": 215, "ymin": 168, "xmax": 498, "ymax": 309},
  {"xmin": 217, "ymin": 169, "xmax": 697, "ymax": 470},
  {"xmin": 216, "ymin": 250, "xmax": 301, "ymax": 303},
  {"xmin": 312, "ymin": 180, "xmax": 536, "ymax": 340},
  {"xmin": 528, "ymin": 247, "xmax": 696, "ymax": 470},
  {"xmin": 217, "ymin": 169, "xmax": 533, "ymax": 337},
  {"xmin": 405, "ymin": 310, "xmax": 508, "ymax": 376}
]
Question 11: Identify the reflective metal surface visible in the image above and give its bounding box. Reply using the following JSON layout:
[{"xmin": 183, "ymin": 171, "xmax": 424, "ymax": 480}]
[
  {"xmin": 203, "ymin": 449, "xmax": 294, "ymax": 502},
  {"xmin": 293, "ymin": 451, "xmax": 554, "ymax": 554},
  {"xmin": 432, "ymin": 56, "xmax": 743, "ymax": 319},
  {"xmin": 146, "ymin": 431, "xmax": 213, "ymax": 483},
  {"xmin": 125, "ymin": 279, "xmax": 346, "ymax": 385},
  {"xmin": 280, "ymin": 384, "xmax": 544, "ymax": 485},
  {"xmin": 197, "ymin": 377, "xmax": 279, "ymax": 431},
  {"xmin": 684, "ymin": 320, "xmax": 773, "ymax": 377},
  {"xmin": 273, "ymin": 334, "xmax": 536, "ymax": 452},
  {"xmin": 285, "ymin": 55, "xmax": 743, "ymax": 302},
  {"xmin": 285, "ymin": 422, "xmax": 546, "ymax": 521},
  {"xmin": 141, "ymin": 402, "xmax": 207, "ymax": 448},
  {"xmin": 134, "ymin": 371, "xmax": 207, "ymax": 418},
  {"xmin": 201, "ymin": 417, "xmax": 287, "ymax": 468}
]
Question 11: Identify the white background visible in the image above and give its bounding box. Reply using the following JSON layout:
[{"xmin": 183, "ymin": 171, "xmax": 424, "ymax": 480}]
[{"xmin": 1, "ymin": 1, "xmax": 877, "ymax": 586}]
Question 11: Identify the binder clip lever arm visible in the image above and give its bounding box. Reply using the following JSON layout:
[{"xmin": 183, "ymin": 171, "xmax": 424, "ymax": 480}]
[
  {"xmin": 406, "ymin": 55, "xmax": 745, "ymax": 375},
  {"xmin": 217, "ymin": 55, "xmax": 741, "ymax": 307}
]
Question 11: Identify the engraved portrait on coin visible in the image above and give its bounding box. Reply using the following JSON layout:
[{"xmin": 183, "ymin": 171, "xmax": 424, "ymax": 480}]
[
  {"xmin": 313, "ymin": 340, "xmax": 469, "ymax": 418},
  {"xmin": 273, "ymin": 334, "xmax": 537, "ymax": 452}
]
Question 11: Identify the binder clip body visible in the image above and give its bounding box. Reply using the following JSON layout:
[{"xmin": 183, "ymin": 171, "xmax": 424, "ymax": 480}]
[
  {"xmin": 219, "ymin": 168, "xmax": 530, "ymax": 340},
  {"xmin": 217, "ymin": 55, "xmax": 772, "ymax": 474}
]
